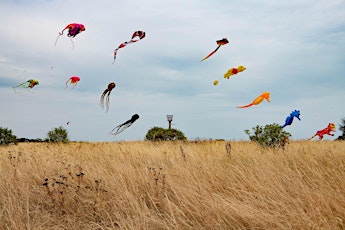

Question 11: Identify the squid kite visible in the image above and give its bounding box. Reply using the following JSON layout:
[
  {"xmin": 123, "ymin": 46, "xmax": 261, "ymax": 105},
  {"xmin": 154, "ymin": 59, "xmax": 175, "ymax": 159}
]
[
  {"xmin": 200, "ymin": 38, "xmax": 229, "ymax": 62},
  {"xmin": 65, "ymin": 76, "xmax": 80, "ymax": 89},
  {"xmin": 100, "ymin": 82, "xmax": 116, "ymax": 112},
  {"xmin": 309, "ymin": 123, "xmax": 336, "ymax": 140},
  {"xmin": 113, "ymin": 31, "xmax": 146, "ymax": 64},
  {"xmin": 109, "ymin": 114, "xmax": 140, "ymax": 136},
  {"xmin": 55, "ymin": 23, "xmax": 85, "ymax": 48},
  {"xmin": 237, "ymin": 92, "xmax": 270, "ymax": 108},
  {"xmin": 13, "ymin": 79, "xmax": 39, "ymax": 94},
  {"xmin": 282, "ymin": 110, "xmax": 301, "ymax": 128},
  {"xmin": 224, "ymin": 65, "xmax": 246, "ymax": 79}
]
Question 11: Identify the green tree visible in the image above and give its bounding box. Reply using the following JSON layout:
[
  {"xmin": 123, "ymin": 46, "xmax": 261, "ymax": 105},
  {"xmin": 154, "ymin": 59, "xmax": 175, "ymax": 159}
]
[
  {"xmin": 245, "ymin": 123, "xmax": 291, "ymax": 148},
  {"xmin": 336, "ymin": 117, "xmax": 345, "ymax": 140},
  {"xmin": 145, "ymin": 126, "xmax": 187, "ymax": 141},
  {"xmin": 0, "ymin": 127, "xmax": 17, "ymax": 145},
  {"xmin": 46, "ymin": 126, "xmax": 69, "ymax": 143}
]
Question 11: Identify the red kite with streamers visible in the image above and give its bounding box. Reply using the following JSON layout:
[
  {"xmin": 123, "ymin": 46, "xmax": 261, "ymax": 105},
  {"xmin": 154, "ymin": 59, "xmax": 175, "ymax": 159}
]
[
  {"xmin": 65, "ymin": 76, "xmax": 80, "ymax": 89},
  {"xmin": 113, "ymin": 31, "xmax": 146, "ymax": 64},
  {"xmin": 201, "ymin": 38, "xmax": 229, "ymax": 62}
]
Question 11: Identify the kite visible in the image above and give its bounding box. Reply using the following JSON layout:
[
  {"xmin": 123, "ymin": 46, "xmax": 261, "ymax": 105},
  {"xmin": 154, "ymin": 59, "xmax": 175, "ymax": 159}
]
[
  {"xmin": 200, "ymin": 38, "xmax": 229, "ymax": 62},
  {"xmin": 100, "ymin": 82, "xmax": 116, "ymax": 112},
  {"xmin": 309, "ymin": 123, "xmax": 336, "ymax": 140},
  {"xmin": 65, "ymin": 76, "xmax": 80, "ymax": 89},
  {"xmin": 113, "ymin": 31, "xmax": 146, "ymax": 64},
  {"xmin": 55, "ymin": 23, "xmax": 85, "ymax": 48},
  {"xmin": 282, "ymin": 110, "xmax": 301, "ymax": 128},
  {"xmin": 109, "ymin": 114, "xmax": 140, "ymax": 136},
  {"xmin": 237, "ymin": 92, "xmax": 270, "ymax": 108},
  {"xmin": 224, "ymin": 66, "xmax": 246, "ymax": 79},
  {"xmin": 13, "ymin": 79, "xmax": 39, "ymax": 94},
  {"xmin": 213, "ymin": 80, "xmax": 219, "ymax": 85}
]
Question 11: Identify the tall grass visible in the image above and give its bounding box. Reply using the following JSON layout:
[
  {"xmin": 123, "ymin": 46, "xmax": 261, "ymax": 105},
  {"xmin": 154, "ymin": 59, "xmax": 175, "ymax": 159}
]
[{"xmin": 0, "ymin": 140, "xmax": 344, "ymax": 229}]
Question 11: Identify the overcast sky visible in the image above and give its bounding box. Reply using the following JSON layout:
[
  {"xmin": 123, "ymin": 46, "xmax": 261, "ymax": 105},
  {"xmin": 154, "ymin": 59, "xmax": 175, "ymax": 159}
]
[{"xmin": 1, "ymin": 0, "xmax": 344, "ymax": 141}]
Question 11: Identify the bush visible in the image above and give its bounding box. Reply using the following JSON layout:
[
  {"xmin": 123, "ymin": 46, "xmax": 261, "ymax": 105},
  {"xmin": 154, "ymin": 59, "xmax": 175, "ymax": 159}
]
[
  {"xmin": 0, "ymin": 127, "xmax": 17, "ymax": 145},
  {"xmin": 336, "ymin": 117, "xmax": 345, "ymax": 140},
  {"xmin": 145, "ymin": 126, "xmax": 187, "ymax": 141},
  {"xmin": 245, "ymin": 123, "xmax": 291, "ymax": 148},
  {"xmin": 46, "ymin": 126, "xmax": 69, "ymax": 143}
]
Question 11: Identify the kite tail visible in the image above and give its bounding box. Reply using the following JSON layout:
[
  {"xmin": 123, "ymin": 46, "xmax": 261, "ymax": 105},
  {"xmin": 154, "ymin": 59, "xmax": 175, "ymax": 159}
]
[
  {"xmin": 105, "ymin": 95, "xmax": 110, "ymax": 113},
  {"xmin": 69, "ymin": 37, "xmax": 75, "ymax": 49},
  {"xmin": 54, "ymin": 33, "xmax": 63, "ymax": 46},
  {"xmin": 308, "ymin": 134, "xmax": 318, "ymax": 140},
  {"xmin": 109, "ymin": 125, "xmax": 121, "ymax": 135},
  {"xmin": 237, "ymin": 103, "xmax": 254, "ymax": 108},
  {"xmin": 200, "ymin": 45, "xmax": 221, "ymax": 62}
]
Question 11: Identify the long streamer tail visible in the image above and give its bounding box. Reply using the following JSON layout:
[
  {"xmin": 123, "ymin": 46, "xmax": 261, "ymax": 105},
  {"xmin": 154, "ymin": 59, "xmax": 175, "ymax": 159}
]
[
  {"xmin": 200, "ymin": 45, "xmax": 221, "ymax": 62},
  {"xmin": 237, "ymin": 103, "xmax": 253, "ymax": 108},
  {"xmin": 308, "ymin": 134, "xmax": 317, "ymax": 140},
  {"xmin": 54, "ymin": 33, "xmax": 62, "ymax": 46}
]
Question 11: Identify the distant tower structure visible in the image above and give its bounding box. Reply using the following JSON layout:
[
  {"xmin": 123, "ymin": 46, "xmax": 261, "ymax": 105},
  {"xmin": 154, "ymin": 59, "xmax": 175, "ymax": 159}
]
[{"xmin": 166, "ymin": 115, "xmax": 173, "ymax": 129}]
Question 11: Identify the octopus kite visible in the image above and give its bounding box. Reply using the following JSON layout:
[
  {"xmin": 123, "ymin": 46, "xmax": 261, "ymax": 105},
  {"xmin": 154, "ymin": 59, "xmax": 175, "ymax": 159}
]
[
  {"xmin": 113, "ymin": 31, "xmax": 146, "ymax": 64},
  {"xmin": 109, "ymin": 114, "xmax": 140, "ymax": 136},
  {"xmin": 201, "ymin": 38, "xmax": 229, "ymax": 62},
  {"xmin": 224, "ymin": 66, "xmax": 246, "ymax": 79},
  {"xmin": 100, "ymin": 82, "xmax": 116, "ymax": 112},
  {"xmin": 309, "ymin": 123, "xmax": 336, "ymax": 140},
  {"xmin": 55, "ymin": 23, "xmax": 85, "ymax": 48},
  {"xmin": 13, "ymin": 79, "xmax": 39, "ymax": 94},
  {"xmin": 237, "ymin": 92, "xmax": 270, "ymax": 108},
  {"xmin": 282, "ymin": 110, "xmax": 301, "ymax": 128},
  {"xmin": 65, "ymin": 76, "xmax": 80, "ymax": 89}
]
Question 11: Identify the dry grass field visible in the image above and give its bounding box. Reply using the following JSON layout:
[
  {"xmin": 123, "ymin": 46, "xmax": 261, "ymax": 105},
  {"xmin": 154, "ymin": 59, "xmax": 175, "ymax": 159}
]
[{"xmin": 0, "ymin": 140, "xmax": 344, "ymax": 229}]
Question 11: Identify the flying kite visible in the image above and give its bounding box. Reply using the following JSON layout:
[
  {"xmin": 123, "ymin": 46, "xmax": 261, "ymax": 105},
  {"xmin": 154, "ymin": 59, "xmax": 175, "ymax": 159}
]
[
  {"xmin": 200, "ymin": 38, "xmax": 229, "ymax": 62},
  {"xmin": 309, "ymin": 123, "xmax": 336, "ymax": 140},
  {"xmin": 100, "ymin": 82, "xmax": 116, "ymax": 112},
  {"xmin": 237, "ymin": 92, "xmax": 270, "ymax": 108},
  {"xmin": 109, "ymin": 114, "xmax": 140, "ymax": 136},
  {"xmin": 65, "ymin": 76, "xmax": 80, "ymax": 89},
  {"xmin": 13, "ymin": 79, "xmax": 39, "ymax": 94},
  {"xmin": 113, "ymin": 31, "xmax": 146, "ymax": 64},
  {"xmin": 55, "ymin": 23, "xmax": 85, "ymax": 48},
  {"xmin": 282, "ymin": 110, "xmax": 301, "ymax": 128},
  {"xmin": 224, "ymin": 66, "xmax": 246, "ymax": 79}
]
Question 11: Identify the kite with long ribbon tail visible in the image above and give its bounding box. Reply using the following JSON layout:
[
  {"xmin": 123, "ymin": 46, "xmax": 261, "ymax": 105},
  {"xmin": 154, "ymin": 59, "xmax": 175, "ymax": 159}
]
[
  {"xmin": 281, "ymin": 110, "xmax": 301, "ymax": 128},
  {"xmin": 237, "ymin": 92, "xmax": 270, "ymax": 108},
  {"xmin": 55, "ymin": 23, "xmax": 85, "ymax": 49},
  {"xmin": 113, "ymin": 31, "xmax": 146, "ymax": 64},
  {"xmin": 13, "ymin": 79, "xmax": 39, "ymax": 94},
  {"xmin": 308, "ymin": 123, "xmax": 336, "ymax": 140},
  {"xmin": 201, "ymin": 38, "xmax": 229, "ymax": 62},
  {"xmin": 109, "ymin": 114, "xmax": 140, "ymax": 136},
  {"xmin": 65, "ymin": 76, "xmax": 80, "ymax": 89}
]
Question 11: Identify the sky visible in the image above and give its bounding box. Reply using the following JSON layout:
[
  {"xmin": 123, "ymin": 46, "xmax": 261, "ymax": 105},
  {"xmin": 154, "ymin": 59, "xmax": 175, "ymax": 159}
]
[{"xmin": 0, "ymin": 0, "xmax": 344, "ymax": 142}]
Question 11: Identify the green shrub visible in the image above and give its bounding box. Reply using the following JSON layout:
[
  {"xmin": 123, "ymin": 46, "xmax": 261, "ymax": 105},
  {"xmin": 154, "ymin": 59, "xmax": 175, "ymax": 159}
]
[
  {"xmin": 336, "ymin": 117, "xmax": 345, "ymax": 140},
  {"xmin": 145, "ymin": 126, "xmax": 187, "ymax": 141},
  {"xmin": 0, "ymin": 127, "xmax": 17, "ymax": 145},
  {"xmin": 245, "ymin": 123, "xmax": 291, "ymax": 148},
  {"xmin": 46, "ymin": 126, "xmax": 69, "ymax": 143}
]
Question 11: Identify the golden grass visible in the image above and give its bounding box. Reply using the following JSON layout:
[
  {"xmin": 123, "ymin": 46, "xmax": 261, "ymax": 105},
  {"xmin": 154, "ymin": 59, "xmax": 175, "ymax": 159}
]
[{"xmin": 0, "ymin": 140, "xmax": 344, "ymax": 229}]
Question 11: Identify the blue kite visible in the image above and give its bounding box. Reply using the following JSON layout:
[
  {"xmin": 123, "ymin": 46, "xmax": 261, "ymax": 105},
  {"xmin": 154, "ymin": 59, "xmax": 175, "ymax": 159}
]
[{"xmin": 282, "ymin": 110, "xmax": 301, "ymax": 128}]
